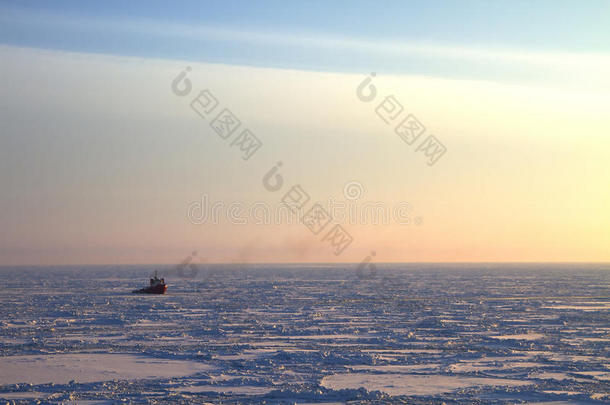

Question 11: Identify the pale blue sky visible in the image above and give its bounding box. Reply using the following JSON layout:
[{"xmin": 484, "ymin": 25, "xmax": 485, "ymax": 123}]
[{"xmin": 1, "ymin": 0, "xmax": 609, "ymax": 79}]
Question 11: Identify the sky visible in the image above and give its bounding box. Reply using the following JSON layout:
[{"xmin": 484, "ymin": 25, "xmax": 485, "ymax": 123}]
[{"xmin": 0, "ymin": 1, "xmax": 609, "ymax": 265}]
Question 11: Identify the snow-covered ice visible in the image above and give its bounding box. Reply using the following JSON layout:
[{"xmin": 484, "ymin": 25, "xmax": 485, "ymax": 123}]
[
  {"xmin": 0, "ymin": 263, "xmax": 608, "ymax": 403},
  {"xmin": 0, "ymin": 353, "xmax": 213, "ymax": 385},
  {"xmin": 321, "ymin": 373, "xmax": 529, "ymax": 396}
]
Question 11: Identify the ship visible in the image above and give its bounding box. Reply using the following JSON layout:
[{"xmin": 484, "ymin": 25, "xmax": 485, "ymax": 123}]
[{"xmin": 132, "ymin": 271, "xmax": 167, "ymax": 294}]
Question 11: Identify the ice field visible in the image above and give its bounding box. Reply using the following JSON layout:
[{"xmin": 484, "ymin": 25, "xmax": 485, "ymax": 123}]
[{"xmin": 0, "ymin": 264, "xmax": 608, "ymax": 403}]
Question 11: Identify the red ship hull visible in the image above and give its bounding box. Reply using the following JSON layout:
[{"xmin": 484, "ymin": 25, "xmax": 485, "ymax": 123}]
[{"xmin": 132, "ymin": 284, "xmax": 167, "ymax": 294}]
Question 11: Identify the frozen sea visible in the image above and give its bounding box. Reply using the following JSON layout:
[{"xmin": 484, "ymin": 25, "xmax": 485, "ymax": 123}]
[{"xmin": 0, "ymin": 263, "xmax": 609, "ymax": 404}]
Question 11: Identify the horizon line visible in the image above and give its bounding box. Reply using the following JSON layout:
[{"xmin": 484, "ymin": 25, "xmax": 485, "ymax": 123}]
[{"xmin": 2, "ymin": 261, "xmax": 609, "ymax": 268}]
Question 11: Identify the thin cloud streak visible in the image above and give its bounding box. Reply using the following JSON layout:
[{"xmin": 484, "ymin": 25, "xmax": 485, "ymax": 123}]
[{"xmin": 2, "ymin": 7, "xmax": 609, "ymax": 89}]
